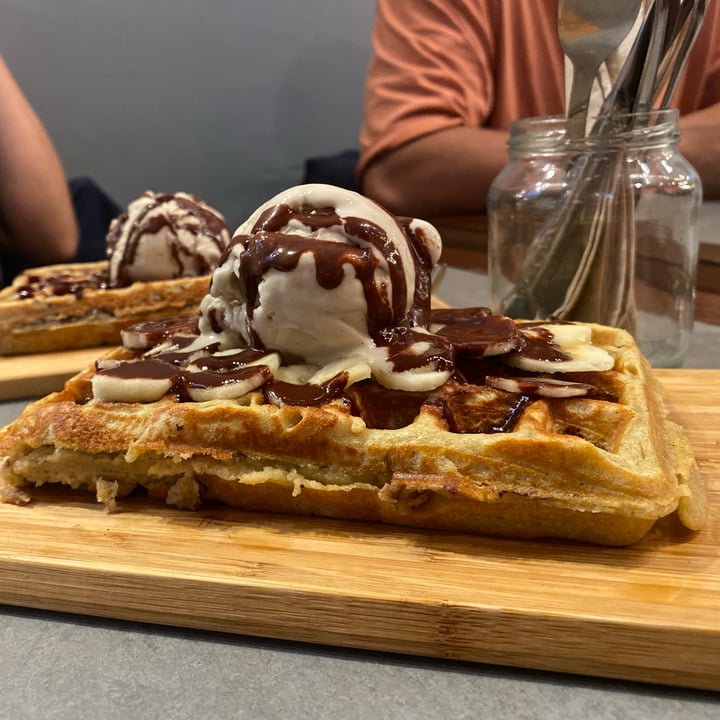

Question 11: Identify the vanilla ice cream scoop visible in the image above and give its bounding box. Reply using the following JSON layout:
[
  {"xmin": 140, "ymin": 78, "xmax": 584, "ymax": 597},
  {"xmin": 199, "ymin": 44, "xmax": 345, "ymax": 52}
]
[
  {"xmin": 198, "ymin": 183, "xmax": 452, "ymax": 391},
  {"xmin": 107, "ymin": 191, "xmax": 231, "ymax": 287}
]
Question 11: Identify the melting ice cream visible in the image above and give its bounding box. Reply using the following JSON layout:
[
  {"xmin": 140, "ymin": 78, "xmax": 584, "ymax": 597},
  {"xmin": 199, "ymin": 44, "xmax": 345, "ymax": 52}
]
[
  {"xmin": 197, "ymin": 184, "xmax": 454, "ymax": 391},
  {"xmin": 107, "ymin": 191, "xmax": 231, "ymax": 287}
]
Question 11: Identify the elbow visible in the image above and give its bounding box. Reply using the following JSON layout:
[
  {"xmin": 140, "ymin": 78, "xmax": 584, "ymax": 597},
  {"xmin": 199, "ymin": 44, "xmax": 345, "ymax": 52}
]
[
  {"xmin": 0, "ymin": 182, "xmax": 81, "ymax": 265},
  {"xmin": 27, "ymin": 213, "xmax": 80, "ymax": 266},
  {"xmin": 59, "ymin": 215, "xmax": 81, "ymax": 261},
  {"xmin": 360, "ymin": 159, "xmax": 425, "ymax": 217},
  {"xmin": 43, "ymin": 189, "xmax": 81, "ymax": 263}
]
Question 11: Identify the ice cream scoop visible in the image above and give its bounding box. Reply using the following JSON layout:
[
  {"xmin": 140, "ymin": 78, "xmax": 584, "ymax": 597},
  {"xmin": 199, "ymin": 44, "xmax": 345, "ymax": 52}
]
[
  {"xmin": 198, "ymin": 183, "xmax": 453, "ymax": 391},
  {"xmin": 107, "ymin": 191, "xmax": 231, "ymax": 287}
]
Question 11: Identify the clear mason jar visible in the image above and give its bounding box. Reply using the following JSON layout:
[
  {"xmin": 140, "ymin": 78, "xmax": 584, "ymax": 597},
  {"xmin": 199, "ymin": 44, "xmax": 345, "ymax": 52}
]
[{"xmin": 487, "ymin": 110, "xmax": 702, "ymax": 368}]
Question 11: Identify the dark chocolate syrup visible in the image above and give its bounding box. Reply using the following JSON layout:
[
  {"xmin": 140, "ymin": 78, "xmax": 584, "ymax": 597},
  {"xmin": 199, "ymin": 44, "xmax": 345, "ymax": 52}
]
[
  {"xmin": 184, "ymin": 364, "xmax": 272, "ymax": 391},
  {"xmin": 191, "ymin": 348, "xmax": 268, "ymax": 372},
  {"xmin": 125, "ymin": 315, "xmax": 200, "ymax": 346},
  {"xmin": 227, "ymin": 205, "xmax": 454, "ymax": 375},
  {"xmin": 431, "ymin": 307, "xmax": 521, "ymax": 356},
  {"xmin": 16, "ymin": 269, "xmax": 110, "ymax": 300},
  {"xmin": 95, "ymin": 358, "xmax": 182, "ymax": 381},
  {"xmin": 264, "ymin": 373, "xmax": 349, "ymax": 407},
  {"xmin": 515, "ymin": 324, "xmax": 572, "ymax": 363},
  {"xmin": 426, "ymin": 384, "xmax": 533, "ymax": 434}
]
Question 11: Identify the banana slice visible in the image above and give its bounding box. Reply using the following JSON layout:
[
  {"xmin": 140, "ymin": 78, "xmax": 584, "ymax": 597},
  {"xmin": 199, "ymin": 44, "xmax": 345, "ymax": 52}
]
[
  {"xmin": 274, "ymin": 363, "xmax": 318, "ymax": 384},
  {"xmin": 121, "ymin": 315, "xmax": 200, "ymax": 350},
  {"xmin": 185, "ymin": 364, "xmax": 272, "ymax": 402},
  {"xmin": 183, "ymin": 351, "xmax": 280, "ymax": 401},
  {"xmin": 486, "ymin": 375, "xmax": 595, "ymax": 398},
  {"xmin": 372, "ymin": 361, "xmax": 451, "ymax": 392},
  {"xmin": 309, "ymin": 355, "xmax": 372, "ymax": 387},
  {"xmin": 507, "ymin": 323, "xmax": 615, "ymax": 373},
  {"xmin": 186, "ymin": 351, "xmax": 280, "ymax": 375},
  {"xmin": 92, "ymin": 359, "xmax": 181, "ymax": 403},
  {"xmin": 431, "ymin": 307, "xmax": 522, "ymax": 356}
]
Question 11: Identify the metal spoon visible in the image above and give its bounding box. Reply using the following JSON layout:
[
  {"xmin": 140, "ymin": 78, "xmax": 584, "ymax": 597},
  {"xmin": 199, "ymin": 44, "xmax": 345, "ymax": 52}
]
[
  {"xmin": 593, "ymin": 1, "xmax": 660, "ymax": 120},
  {"xmin": 658, "ymin": 0, "xmax": 707, "ymax": 107},
  {"xmin": 559, "ymin": 0, "xmax": 644, "ymax": 138},
  {"xmin": 633, "ymin": 0, "xmax": 671, "ymax": 113}
]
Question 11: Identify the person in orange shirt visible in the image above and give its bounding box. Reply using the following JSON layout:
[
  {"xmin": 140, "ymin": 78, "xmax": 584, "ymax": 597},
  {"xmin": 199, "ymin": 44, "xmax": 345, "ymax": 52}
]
[
  {"xmin": 357, "ymin": 1, "xmax": 720, "ymax": 218},
  {"xmin": 0, "ymin": 55, "xmax": 79, "ymax": 279}
]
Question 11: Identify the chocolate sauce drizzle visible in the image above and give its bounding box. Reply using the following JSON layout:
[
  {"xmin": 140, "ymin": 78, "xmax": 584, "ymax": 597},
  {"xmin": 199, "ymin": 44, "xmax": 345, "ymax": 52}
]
[
  {"xmin": 238, "ymin": 204, "xmax": 408, "ymax": 338},
  {"xmin": 228, "ymin": 204, "xmax": 453, "ymax": 374},
  {"xmin": 16, "ymin": 268, "xmax": 110, "ymax": 300},
  {"xmin": 107, "ymin": 304, "xmax": 609, "ymax": 434},
  {"xmin": 264, "ymin": 373, "xmax": 349, "ymax": 407},
  {"xmin": 96, "ymin": 353, "xmax": 272, "ymax": 401}
]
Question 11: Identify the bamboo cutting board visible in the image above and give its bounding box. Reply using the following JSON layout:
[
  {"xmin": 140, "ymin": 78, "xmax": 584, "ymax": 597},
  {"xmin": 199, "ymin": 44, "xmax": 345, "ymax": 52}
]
[
  {"xmin": 0, "ymin": 370, "xmax": 718, "ymax": 690},
  {"xmin": 0, "ymin": 347, "xmax": 110, "ymax": 400}
]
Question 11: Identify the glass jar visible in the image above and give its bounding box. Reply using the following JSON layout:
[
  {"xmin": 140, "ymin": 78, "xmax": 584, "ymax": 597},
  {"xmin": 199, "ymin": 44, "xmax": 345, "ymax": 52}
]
[{"xmin": 487, "ymin": 110, "xmax": 701, "ymax": 368}]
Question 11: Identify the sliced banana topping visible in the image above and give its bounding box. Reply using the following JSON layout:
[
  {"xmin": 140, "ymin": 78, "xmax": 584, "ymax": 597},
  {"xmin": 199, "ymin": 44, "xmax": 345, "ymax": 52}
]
[
  {"xmin": 372, "ymin": 361, "xmax": 451, "ymax": 392},
  {"xmin": 309, "ymin": 355, "xmax": 372, "ymax": 387},
  {"xmin": 508, "ymin": 323, "xmax": 615, "ymax": 374},
  {"xmin": 431, "ymin": 307, "xmax": 522, "ymax": 356},
  {"xmin": 92, "ymin": 359, "xmax": 180, "ymax": 403},
  {"xmin": 121, "ymin": 315, "xmax": 201, "ymax": 350},
  {"xmin": 99, "ymin": 304, "xmax": 618, "ymax": 407},
  {"xmin": 93, "ymin": 352, "xmax": 281, "ymax": 404},
  {"xmin": 184, "ymin": 365, "xmax": 272, "ymax": 402},
  {"xmin": 274, "ymin": 363, "xmax": 317, "ymax": 384},
  {"xmin": 486, "ymin": 375, "xmax": 595, "ymax": 398},
  {"xmin": 183, "ymin": 351, "xmax": 280, "ymax": 402}
]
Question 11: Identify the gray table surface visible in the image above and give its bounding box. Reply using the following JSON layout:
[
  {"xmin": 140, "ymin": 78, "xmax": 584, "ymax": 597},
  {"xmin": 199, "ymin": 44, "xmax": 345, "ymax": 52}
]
[{"xmin": 2, "ymin": 213, "xmax": 720, "ymax": 719}]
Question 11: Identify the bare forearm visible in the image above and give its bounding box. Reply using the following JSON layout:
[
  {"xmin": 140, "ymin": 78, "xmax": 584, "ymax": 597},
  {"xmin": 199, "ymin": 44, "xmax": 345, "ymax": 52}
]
[
  {"xmin": 0, "ymin": 56, "xmax": 78, "ymax": 264},
  {"xmin": 679, "ymin": 104, "xmax": 720, "ymax": 200},
  {"xmin": 361, "ymin": 126, "xmax": 510, "ymax": 218}
]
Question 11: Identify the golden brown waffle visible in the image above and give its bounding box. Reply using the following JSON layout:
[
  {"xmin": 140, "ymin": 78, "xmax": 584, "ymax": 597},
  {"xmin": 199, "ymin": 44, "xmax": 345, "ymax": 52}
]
[
  {"xmin": 0, "ymin": 320, "xmax": 706, "ymax": 546},
  {"xmin": 0, "ymin": 261, "xmax": 211, "ymax": 355}
]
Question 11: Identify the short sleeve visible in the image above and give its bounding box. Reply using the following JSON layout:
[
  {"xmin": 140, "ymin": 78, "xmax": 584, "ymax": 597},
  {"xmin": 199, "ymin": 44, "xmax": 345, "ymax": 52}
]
[
  {"xmin": 674, "ymin": 0, "xmax": 720, "ymax": 112},
  {"xmin": 357, "ymin": 0, "xmax": 565, "ymax": 178},
  {"xmin": 357, "ymin": 0, "xmax": 497, "ymax": 177}
]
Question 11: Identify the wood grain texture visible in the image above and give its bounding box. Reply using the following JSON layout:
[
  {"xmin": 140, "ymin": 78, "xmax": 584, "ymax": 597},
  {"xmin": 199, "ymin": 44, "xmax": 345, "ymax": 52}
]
[
  {"xmin": 0, "ymin": 370, "xmax": 718, "ymax": 690},
  {"xmin": 0, "ymin": 347, "xmax": 109, "ymax": 400}
]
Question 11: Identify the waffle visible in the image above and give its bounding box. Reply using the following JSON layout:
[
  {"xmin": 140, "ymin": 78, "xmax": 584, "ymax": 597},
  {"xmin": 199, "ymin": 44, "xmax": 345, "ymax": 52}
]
[
  {"xmin": 0, "ymin": 261, "xmax": 212, "ymax": 355},
  {"xmin": 0, "ymin": 317, "xmax": 706, "ymax": 546},
  {"xmin": 0, "ymin": 189, "xmax": 230, "ymax": 355}
]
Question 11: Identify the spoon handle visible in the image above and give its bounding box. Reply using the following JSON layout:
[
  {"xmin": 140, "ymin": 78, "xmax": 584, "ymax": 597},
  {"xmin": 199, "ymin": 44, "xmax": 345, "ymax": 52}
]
[
  {"xmin": 566, "ymin": 59, "xmax": 600, "ymax": 139},
  {"xmin": 634, "ymin": 0, "xmax": 671, "ymax": 113},
  {"xmin": 659, "ymin": 0, "xmax": 706, "ymax": 107}
]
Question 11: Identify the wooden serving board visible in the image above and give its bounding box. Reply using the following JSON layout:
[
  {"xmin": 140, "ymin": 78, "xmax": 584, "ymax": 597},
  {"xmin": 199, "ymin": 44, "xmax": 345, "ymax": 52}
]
[
  {"xmin": 0, "ymin": 347, "xmax": 110, "ymax": 400},
  {"xmin": 0, "ymin": 370, "xmax": 718, "ymax": 690}
]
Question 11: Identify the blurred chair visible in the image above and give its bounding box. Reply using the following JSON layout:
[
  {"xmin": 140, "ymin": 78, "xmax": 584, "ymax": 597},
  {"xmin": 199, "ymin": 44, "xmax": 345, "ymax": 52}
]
[
  {"xmin": 68, "ymin": 176, "xmax": 121, "ymax": 263},
  {"xmin": 302, "ymin": 149, "xmax": 360, "ymax": 191}
]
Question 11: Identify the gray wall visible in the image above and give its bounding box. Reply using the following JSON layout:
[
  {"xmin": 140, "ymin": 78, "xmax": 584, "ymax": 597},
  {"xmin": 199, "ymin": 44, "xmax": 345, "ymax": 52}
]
[{"xmin": 1, "ymin": 1, "xmax": 375, "ymax": 230}]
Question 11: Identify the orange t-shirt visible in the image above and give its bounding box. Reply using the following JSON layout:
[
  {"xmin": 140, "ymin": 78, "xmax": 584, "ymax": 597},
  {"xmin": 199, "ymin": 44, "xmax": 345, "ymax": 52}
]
[{"xmin": 358, "ymin": 0, "xmax": 720, "ymax": 177}]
